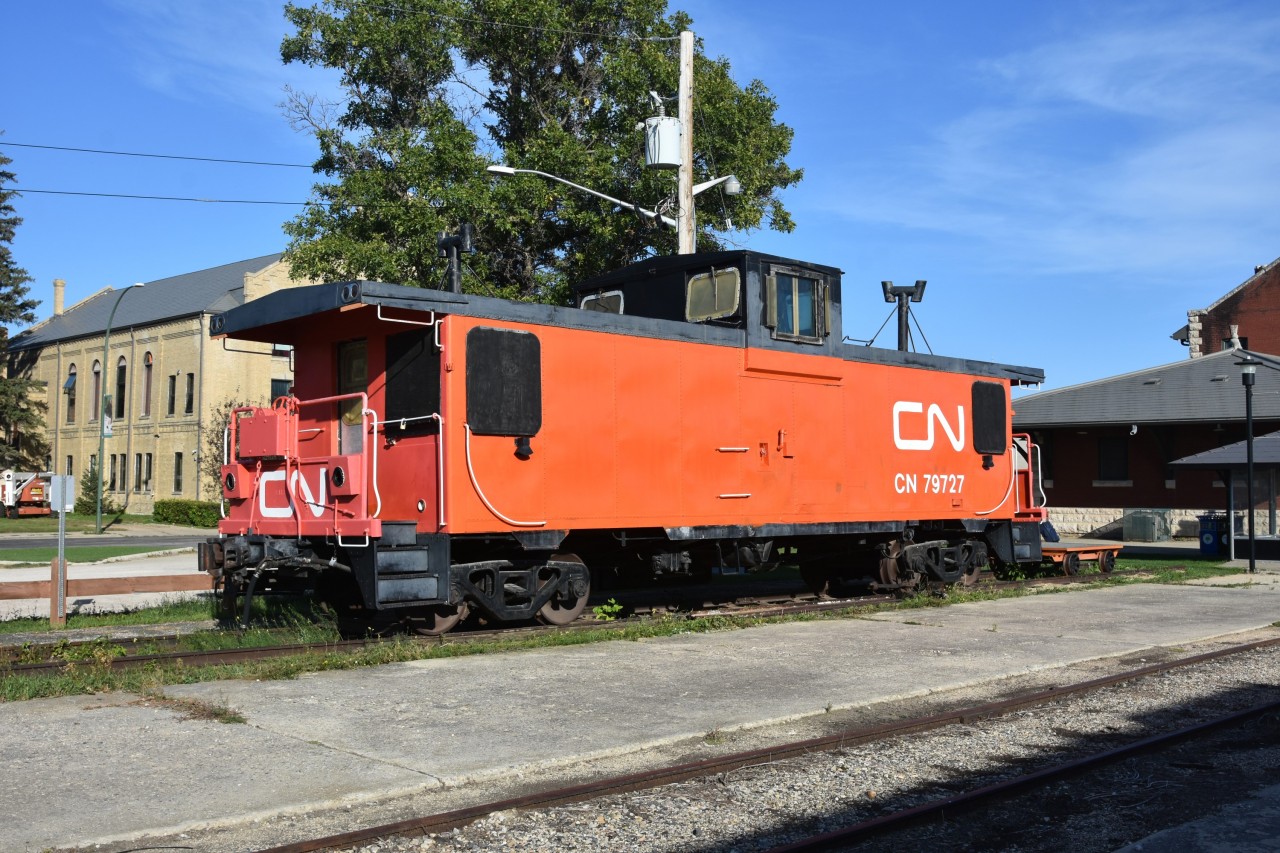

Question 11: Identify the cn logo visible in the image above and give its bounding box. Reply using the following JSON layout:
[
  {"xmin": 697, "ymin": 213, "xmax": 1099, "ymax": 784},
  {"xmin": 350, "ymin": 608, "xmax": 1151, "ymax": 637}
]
[
  {"xmin": 258, "ymin": 468, "xmax": 328, "ymax": 519},
  {"xmin": 892, "ymin": 402, "xmax": 965, "ymax": 452}
]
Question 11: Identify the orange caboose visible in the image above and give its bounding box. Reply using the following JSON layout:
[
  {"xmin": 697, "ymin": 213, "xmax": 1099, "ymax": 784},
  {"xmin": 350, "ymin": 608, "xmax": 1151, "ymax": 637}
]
[{"xmin": 201, "ymin": 250, "xmax": 1045, "ymax": 632}]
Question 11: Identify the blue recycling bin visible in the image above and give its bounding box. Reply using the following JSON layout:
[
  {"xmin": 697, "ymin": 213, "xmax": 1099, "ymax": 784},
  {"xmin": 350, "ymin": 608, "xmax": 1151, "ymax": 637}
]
[{"xmin": 1197, "ymin": 514, "xmax": 1225, "ymax": 556}]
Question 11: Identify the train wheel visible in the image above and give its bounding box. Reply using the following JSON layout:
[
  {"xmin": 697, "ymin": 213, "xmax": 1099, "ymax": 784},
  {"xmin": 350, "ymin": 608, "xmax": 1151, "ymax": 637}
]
[
  {"xmin": 537, "ymin": 555, "xmax": 590, "ymax": 626},
  {"xmin": 1062, "ymin": 553, "xmax": 1080, "ymax": 576},
  {"xmin": 1100, "ymin": 551, "xmax": 1116, "ymax": 573},
  {"xmin": 404, "ymin": 603, "xmax": 469, "ymax": 636}
]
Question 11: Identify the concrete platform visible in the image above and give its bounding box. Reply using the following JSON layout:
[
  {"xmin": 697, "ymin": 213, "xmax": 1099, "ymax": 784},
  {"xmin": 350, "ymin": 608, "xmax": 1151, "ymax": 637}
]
[{"xmin": 2, "ymin": 574, "xmax": 1279, "ymax": 851}]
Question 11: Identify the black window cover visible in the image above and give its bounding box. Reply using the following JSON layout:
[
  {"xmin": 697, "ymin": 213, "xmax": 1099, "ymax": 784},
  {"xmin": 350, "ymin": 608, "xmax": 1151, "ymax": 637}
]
[
  {"xmin": 385, "ymin": 329, "xmax": 440, "ymax": 434},
  {"xmin": 971, "ymin": 381, "xmax": 1007, "ymax": 455},
  {"xmin": 466, "ymin": 327, "xmax": 542, "ymax": 436}
]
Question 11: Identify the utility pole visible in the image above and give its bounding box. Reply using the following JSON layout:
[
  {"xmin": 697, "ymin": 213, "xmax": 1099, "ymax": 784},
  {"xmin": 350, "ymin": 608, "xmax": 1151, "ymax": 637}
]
[{"xmin": 677, "ymin": 30, "xmax": 695, "ymax": 254}]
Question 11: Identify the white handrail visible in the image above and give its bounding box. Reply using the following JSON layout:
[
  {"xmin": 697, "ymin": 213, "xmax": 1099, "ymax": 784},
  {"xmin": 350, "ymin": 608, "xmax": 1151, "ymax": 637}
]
[{"xmin": 463, "ymin": 423, "xmax": 545, "ymax": 528}]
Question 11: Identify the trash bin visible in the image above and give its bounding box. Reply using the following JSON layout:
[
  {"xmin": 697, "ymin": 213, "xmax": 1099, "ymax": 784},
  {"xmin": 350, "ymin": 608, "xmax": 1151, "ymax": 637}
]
[{"xmin": 1197, "ymin": 513, "xmax": 1225, "ymax": 556}]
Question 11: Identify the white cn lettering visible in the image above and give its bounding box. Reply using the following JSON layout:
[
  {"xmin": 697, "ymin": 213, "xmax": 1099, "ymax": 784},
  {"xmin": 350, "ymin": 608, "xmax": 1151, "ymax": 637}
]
[
  {"xmin": 258, "ymin": 468, "xmax": 328, "ymax": 519},
  {"xmin": 893, "ymin": 401, "xmax": 966, "ymax": 452}
]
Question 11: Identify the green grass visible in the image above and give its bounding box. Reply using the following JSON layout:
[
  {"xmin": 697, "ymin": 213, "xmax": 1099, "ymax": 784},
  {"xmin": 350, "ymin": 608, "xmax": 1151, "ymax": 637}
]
[
  {"xmin": 0, "ymin": 556, "xmax": 1256, "ymax": 702},
  {"xmin": 0, "ymin": 597, "xmax": 216, "ymax": 635},
  {"xmin": 0, "ymin": 544, "xmax": 181, "ymax": 565},
  {"xmin": 0, "ymin": 512, "xmax": 159, "ymax": 535}
]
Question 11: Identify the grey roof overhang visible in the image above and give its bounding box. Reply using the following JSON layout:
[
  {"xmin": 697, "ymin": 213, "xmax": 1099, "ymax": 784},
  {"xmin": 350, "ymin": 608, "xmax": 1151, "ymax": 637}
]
[
  {"xmin": 1012, "ymin": 349, "xmax": 1280, "ymax": 428},
  {"xmin": 210, "ymin": 279, "xmax": 1044, "ymax": 384},
  {"xmin": 1171, "ymin": 430, "xmax": 1280, "ymax": 470}
]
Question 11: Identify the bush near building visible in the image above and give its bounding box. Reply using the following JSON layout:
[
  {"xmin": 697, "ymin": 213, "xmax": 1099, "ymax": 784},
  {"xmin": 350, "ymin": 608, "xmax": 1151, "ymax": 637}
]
[{"xmin": 153, "ymin": 499, "xmax": 219, "ymax": 528}]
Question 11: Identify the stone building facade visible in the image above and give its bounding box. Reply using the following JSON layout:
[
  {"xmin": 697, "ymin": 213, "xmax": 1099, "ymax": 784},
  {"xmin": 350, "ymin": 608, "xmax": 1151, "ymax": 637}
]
[{"xmin": 8, "ymin": 255, "xmax": 309, "ymax": 514}]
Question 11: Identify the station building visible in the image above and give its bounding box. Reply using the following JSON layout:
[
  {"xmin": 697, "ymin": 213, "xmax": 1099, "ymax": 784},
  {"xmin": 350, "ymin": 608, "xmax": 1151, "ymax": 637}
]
[{"xmin": 6, "ymin": 254, "xmax": 308, "ymax": 514}]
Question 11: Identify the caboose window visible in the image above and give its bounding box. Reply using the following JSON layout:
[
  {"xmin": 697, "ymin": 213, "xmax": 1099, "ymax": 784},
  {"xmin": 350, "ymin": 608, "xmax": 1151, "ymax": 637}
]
[
  {"xmin": 581, "ymin": 290, "xmax": 623, "ymax": 314},
  {"xmin": 766, "ymin": 267, "xmax": 827, "ymax": 343},
  {"xmin": 686, "ymin": 267, "xmax": 740, "ymax": 322}
]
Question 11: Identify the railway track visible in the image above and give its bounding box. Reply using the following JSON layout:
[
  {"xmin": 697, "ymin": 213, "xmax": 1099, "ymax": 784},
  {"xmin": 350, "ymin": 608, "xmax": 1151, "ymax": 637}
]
[
  {"xmin": 248, "ymin": 635, "xmax": 1280, "ymax": 853},
  {"xmin": 0, "ymin": 568, "xmax": 1152, "ymax": 676}
]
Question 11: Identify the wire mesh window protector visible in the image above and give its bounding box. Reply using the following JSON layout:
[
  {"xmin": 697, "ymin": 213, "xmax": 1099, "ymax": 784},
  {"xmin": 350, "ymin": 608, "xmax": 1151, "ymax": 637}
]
[{"xmin": 466, "ymin": 327, "xmax": 542, "ymax": 437}]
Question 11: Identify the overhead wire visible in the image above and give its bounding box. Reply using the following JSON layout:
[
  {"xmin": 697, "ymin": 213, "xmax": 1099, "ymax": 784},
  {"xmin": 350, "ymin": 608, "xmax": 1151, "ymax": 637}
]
[{"xmin": 0, "ymin": 141, "xmax": 310, "ymax": 168}]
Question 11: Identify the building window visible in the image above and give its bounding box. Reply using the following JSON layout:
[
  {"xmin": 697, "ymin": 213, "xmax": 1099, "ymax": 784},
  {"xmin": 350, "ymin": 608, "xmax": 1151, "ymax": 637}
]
[
  {"xmin": 167, "ymin": 374, "xmax": 177, "ymax": 416},
  {"xmin": 115, "ymin": 356, "xmax": 127, "ymax": 420},
  {"xmin": 1223, "ymin": 336, "xmax": 1249, "ymax": 350},
  {"xmin": 144, "ymin": 453, "xmax": 152, "ymax": 492},
  {"xmin": 141, "ymin": 352, "xmax": 153, "ymax": 418},
  {"xmin": 65, "ymin": 456, "xmax": 73, "ymax": 477},
  {"xmin": 1098, "ymin": 436, "xmax": 1129, "ymax": 481},
  {"xmin": 64, "ymin": 364, "xmax": 77, "ymax": 423},
  {"xmin": 184, "ymin": 373, "xmax": 195, "ymax": 415},
  {"xmin": 91, "ymin": 361, "xmax": 101, "ymax": 421},
  {"xmin": 133, "ymin": 454, "xmax": 142, "ymax": 492},
  {"xmin": 118, "ymin": 454, "xmax": 128, "ymax": 494},
  {"xmin": 271, "ymin": 378, "xmax": 291, "ymax": 401},
  {"xmin": 108, "ymin": 454, "xmax": 117, "ymax": 491},
  {"xmin": 173, "ymin": 452, "xmax": 183, "ymax": 493}
]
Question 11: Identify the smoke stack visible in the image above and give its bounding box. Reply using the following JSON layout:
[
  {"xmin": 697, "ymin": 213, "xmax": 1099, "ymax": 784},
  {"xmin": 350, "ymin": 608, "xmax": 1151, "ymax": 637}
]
[{"xmin": 53, "ymin": 279, "xmax": 65, "ymax": 316}]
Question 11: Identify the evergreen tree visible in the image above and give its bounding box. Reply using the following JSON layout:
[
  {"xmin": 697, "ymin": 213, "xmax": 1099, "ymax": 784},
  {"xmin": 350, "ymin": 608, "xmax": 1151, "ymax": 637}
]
[
  {"xmin": 0, "ymin": 141, "xmax": 48, "ymax": 471},
  {"xmin": 280, "ymin": 0, "xmax": 802, "ymax": 301}
]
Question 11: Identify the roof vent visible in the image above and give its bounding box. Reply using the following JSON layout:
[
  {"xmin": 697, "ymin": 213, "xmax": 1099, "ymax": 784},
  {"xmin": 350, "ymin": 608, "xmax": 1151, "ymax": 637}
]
[
  {"xmin": 1142, "ymin": 378, "xmax": 1161, "ymax": 386},
  {"xmin": 1211, "ymin": 375, "xmax": 1229, "ymax": 382}
]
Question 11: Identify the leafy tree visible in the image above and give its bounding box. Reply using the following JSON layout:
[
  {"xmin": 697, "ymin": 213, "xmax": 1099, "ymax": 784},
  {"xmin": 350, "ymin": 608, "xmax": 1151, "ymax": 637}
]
[
  {"xmin": 0, "ymin": 142, "xmax": 48, "ymax": 470},
  {"xmin": 280, "ymin": 0, "xmax": 801, "ymax": 300}
]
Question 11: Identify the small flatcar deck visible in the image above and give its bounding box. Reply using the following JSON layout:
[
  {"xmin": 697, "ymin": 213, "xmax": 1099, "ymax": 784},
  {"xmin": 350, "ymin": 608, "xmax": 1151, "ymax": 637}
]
[{"xmin": 1041, "ymin": 543, "xmax": 1122, "ymax": 576}]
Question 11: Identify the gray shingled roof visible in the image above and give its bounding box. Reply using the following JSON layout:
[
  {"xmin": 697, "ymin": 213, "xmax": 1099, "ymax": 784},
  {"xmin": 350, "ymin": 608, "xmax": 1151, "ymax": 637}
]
[
  {"xmin": 1171, "ymin": 430, "xmax": 1280, "ymax": 470},
  {"xmin": 1012, "ymin": 348, "xmax": 1280, "ymax": 428},
  {"xmin": 9, "ymin": 253, "xmax": 283, "ymax": 351}
]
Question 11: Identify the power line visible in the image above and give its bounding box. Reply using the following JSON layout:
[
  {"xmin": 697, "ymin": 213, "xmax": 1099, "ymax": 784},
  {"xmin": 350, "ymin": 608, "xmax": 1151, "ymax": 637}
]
[
  {"xmin": 12, "ymin": 189, "xmax": 311, "ymax": 205},
  {"xmin": 0, "ymin": 141, "xmax": 311, "ymax": 168}
]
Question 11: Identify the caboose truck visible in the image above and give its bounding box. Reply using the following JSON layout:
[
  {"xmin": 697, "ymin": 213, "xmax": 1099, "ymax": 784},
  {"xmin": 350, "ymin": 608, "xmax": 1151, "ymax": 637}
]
[{"xmin": 200, "ymin": 250, "xmax": 1046, "ymax": 633}]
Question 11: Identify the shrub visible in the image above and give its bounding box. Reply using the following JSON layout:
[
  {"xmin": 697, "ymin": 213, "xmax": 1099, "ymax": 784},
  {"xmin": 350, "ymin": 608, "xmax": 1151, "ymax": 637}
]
[{"xmin": 153, "ymin": 499, "xmax": 221, "ymax": 528}]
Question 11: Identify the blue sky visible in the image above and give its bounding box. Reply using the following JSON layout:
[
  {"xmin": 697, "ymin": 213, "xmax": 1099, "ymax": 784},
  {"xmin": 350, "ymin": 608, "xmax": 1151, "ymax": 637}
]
[{"xmin": 5, "ymin": 0, "xmax": 1279, "ymax": 391}]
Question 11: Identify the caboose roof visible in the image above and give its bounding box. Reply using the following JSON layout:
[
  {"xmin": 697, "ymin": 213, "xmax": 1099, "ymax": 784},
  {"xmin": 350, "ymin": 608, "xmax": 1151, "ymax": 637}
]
[{"xmin": 211, "ymin": 265, "xmax": 1043, "ymax": 386}]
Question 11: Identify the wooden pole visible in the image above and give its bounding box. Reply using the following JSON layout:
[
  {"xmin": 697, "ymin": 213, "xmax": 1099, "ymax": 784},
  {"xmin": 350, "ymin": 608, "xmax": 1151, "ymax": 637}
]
[{"xmin": 677, "ymin": 30, "xmax": 695, "ymax": 254}]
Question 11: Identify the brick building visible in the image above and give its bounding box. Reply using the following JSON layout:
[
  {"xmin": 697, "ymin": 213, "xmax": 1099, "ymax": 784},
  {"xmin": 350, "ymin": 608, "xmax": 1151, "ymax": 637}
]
[
  {"xmin": 1012, "ymin": 348, "xmax": 1280, "ymax": 538},
  {"xmin": 1174, "ymin": 256, "xmax": 1280, "ymax": 356},
  {"xmin": 7, "ymin": 255, "xmax": 309, "ymax": 513}
]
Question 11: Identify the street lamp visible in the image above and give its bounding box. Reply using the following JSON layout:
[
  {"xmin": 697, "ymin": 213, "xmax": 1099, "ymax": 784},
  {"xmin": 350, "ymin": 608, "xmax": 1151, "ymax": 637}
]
[
  {"xmin": 1236, "ymin": 354, "xmax": 1260, "ymax": 573},
  {"xmin": 486, "ymin": 165, "xmax": 677, "ymax": 228},
  {"xmin": 486, "ymin": 165, "xmax": 742, "ymax": 247},
  {"xmin": 96, "ymin": 282, "xmax": 144, "ymax": 534}
]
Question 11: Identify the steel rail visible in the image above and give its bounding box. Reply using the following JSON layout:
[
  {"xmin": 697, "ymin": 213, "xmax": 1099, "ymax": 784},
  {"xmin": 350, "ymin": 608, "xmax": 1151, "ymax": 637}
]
[
  {"xmin": 766, "ymin": 699, "xmax": 1280, "ymax": 851},
  {"xmin": 252, "ymin": 635, "xmax": 1280, "ymax": 853}
]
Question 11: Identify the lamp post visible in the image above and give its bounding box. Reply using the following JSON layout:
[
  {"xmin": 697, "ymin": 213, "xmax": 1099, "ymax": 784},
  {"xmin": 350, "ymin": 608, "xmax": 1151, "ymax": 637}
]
[
  {"xmin": 485, "ymin": 165, "xmax": 740, "ymax": 248},
  {"xmin": 96, "ymin": 283, "xmax": 144, "ymax": 534},
  {"xmin": 486, "ymin": 165, "xmax": 677, "ymax": 228},
  {"xmin": 1236, "ymin": 354, "xmax": 1260, "ymax": 573}
]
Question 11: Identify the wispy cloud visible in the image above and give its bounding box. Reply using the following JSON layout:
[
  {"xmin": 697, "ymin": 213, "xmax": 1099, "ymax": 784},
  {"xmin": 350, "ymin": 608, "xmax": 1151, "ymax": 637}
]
[
  {"xmin": 103, "ymin": 0, "xmax": 336, "ymax": 114},
  {"xmin": 818, "ymin": 8, "xmax": 1280, "ymax": 281}
]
